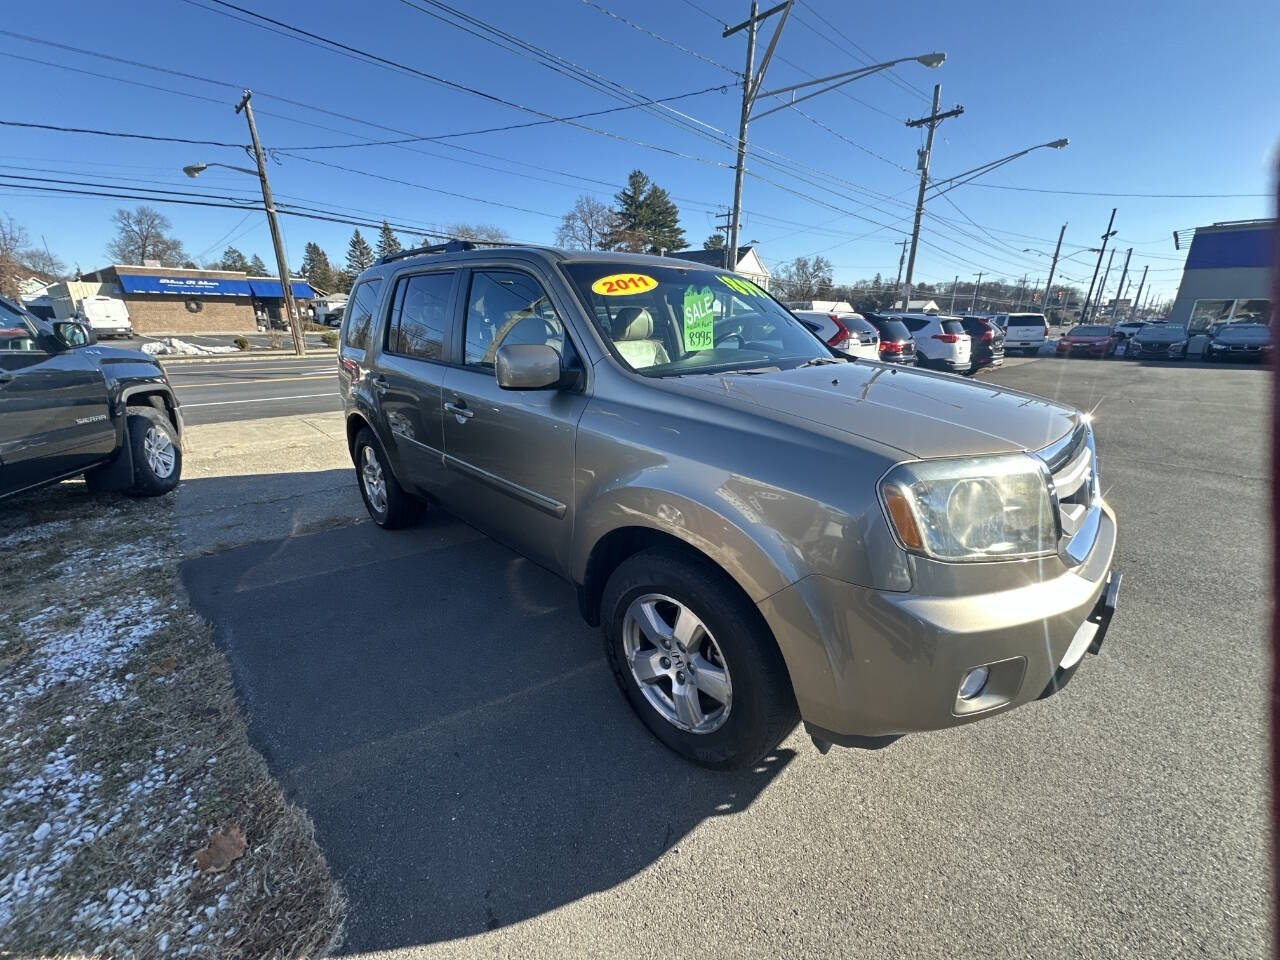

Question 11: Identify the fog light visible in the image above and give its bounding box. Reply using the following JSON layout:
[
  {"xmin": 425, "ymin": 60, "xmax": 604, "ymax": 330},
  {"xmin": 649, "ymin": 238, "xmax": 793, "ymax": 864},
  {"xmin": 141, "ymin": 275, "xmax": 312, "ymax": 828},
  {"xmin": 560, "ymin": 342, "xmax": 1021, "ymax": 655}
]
[{"xmin": 958, "ymin": 666, "xmax": 990, "ymax": 700}]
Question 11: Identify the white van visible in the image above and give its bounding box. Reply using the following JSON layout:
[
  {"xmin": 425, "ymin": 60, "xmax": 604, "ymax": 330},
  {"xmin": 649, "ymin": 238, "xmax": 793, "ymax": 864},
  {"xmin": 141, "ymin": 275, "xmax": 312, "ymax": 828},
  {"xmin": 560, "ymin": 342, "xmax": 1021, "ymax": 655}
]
[
  {"xmin": 78, "ymin": 296, "xmax": 133, "ymax": 339},
  {"xmin": 992, "ymin": 313, "xmax": 1049, "ymax": 354}
]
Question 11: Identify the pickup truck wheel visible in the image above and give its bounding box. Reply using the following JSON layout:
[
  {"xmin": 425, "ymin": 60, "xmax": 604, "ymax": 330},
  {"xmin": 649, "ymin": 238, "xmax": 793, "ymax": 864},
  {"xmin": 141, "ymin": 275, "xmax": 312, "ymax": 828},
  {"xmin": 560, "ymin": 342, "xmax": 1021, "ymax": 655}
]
[
  {"xmin": 601, "ymin": 548, "xmax": 798, "ymax": 769},
  {"xmin": 354, "ymin": 427, "xmax": 422, "ymax": 529},
  {"xmin": 125, "ymin": 407, "xmax": 181, "ymax": 497}
]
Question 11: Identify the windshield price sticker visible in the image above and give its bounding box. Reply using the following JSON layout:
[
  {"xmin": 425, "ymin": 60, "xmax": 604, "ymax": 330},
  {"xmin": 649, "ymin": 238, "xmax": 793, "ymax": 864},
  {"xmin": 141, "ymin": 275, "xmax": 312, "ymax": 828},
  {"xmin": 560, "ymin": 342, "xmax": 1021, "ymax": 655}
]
[
  {"xmin": 718, "ymin": 275, "xmax": 767, "ymax": 298},
  {"xmin": 591, "ymin": 273, "xmax": 658, "ymax": 296},
  {"xmin": 682, "ymin": 286, "xmax": 716, "ymax": 351}
]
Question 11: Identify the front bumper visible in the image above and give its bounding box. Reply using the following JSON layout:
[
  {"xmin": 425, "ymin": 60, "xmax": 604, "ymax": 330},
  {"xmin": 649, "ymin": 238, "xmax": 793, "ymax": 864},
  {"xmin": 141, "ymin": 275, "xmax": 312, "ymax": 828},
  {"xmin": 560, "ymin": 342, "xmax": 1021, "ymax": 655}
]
[{"xmin": 760, "ymin": 501, "xmax": 1118, "ymax": 746}]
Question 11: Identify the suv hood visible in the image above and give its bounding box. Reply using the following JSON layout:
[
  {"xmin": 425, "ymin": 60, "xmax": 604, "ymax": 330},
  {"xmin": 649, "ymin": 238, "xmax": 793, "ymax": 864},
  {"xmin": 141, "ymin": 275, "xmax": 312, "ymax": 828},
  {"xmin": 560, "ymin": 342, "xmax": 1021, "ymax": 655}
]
[
  {"xmin": 674, "ymin": 361, "xmax": 1078, "ymax": 459},
  {"xmin": 87, "ymin": 345, "xmax": 160, "ymax": 365}
]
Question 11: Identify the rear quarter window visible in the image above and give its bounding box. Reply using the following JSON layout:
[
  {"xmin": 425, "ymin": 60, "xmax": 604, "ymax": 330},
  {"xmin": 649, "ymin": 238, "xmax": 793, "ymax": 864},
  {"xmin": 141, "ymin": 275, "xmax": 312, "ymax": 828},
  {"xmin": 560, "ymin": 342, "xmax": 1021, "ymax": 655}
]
[
  {"xmin": 941, "ymin": 320, "xmax": 965, "ymax": 336},
  {"xmin": 342, "ymin": 278, "xmax": 384, "ymax": 352}
]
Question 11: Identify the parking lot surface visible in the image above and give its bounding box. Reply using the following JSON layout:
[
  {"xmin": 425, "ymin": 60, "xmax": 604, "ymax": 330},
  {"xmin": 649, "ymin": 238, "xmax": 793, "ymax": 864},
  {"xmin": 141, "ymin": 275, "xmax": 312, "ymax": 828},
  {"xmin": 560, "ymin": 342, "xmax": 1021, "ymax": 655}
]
[{"xmin": 181, "ymin": 357, "xmax": 1269, "ymax": 959}]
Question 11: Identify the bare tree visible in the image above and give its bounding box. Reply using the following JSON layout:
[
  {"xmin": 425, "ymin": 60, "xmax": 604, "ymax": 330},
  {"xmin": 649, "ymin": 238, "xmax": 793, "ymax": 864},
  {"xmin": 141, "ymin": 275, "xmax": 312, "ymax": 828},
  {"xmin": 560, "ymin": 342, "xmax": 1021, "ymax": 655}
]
[
  {"xmin": 446, "ymin": 223, "xmax": 510, "ymax": 244},
  {"xmin": 772, "ymin": 256, "xmax": 835, "ymax": 302},
  {"xmin": 554, "ymin": 195, "xmax": 617, "ymax": 250},
  {"xmin": 106, "ymin": 206, "xmax": 186, "ymax": 266},
  {"xmin": 22, "ymin": 246, "xmax": 66, "ymax": 279}
]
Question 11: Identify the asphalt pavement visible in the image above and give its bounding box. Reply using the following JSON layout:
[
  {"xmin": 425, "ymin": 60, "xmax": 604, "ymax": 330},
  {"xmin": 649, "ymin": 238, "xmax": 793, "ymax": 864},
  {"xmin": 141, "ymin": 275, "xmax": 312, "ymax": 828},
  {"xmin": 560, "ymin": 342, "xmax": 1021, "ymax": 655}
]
[
  {"xmin": 181, "ymin": 357, "xmax": 1269, "ymax": 959},
  {"xmin": 166, "ymin": 355, "xmax": 341, "ymax": 425}
]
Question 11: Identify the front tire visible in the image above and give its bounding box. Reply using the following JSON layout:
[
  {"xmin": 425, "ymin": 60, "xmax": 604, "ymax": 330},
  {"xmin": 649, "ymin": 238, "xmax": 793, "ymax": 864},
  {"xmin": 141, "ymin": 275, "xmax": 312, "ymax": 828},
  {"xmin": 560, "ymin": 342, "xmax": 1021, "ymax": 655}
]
[
  {"xmin": 125, "ymin": 407, "xmax": 181, "ymax": 497},
  {"xmin": 601, "ymin": 548, "xmax": 798, "ymax": 769},
  {"xmin": 354, "ymin": 427, "xmax": 423, "ymax": 529}
]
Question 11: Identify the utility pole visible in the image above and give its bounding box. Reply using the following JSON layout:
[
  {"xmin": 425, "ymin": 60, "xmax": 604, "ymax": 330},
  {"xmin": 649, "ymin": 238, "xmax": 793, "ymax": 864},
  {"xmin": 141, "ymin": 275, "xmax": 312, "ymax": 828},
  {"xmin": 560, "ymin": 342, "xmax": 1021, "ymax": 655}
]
[
  {"xmin": 1109, "ymin": 247, "xmax": 1132, "ymax": 322},
  {"xmin": 713, "ymin": 210, "xmax": 733, "ymax": 269},
  {"xmin": 970, "ymin": 271, "xmax": 983, "ymax": 312},
  {"xmin": 724, "ymin": 1, "xmax": 792, "ymax": 260},
  {"xmin": 1041, "ymin": 223, "xmax": 1066, "ymax": 319},
  {"xmin": 948, "ymin": 274, "xmax": 959, "ymax": 313},
  {"xmin": 892, "ymin": 239, "xmax": 909, "ymax": 300},
  {"xmin": 901, "ymin": 84, "xmax": 964, "ymax": 308},
  {"xmin": 1079, "ymin": 208, "xmax": 1117, "ymax": 324},
  {"xmin": 236, "ymin": 90, "xmax": 305, "ymax": 356},
  {"xmin": 1094, "ymin": 248, "xmax": 1115, "ymax": 321},
  {"xmin": 1130, "ymin": 273, "xmax": 1148, "ymax": 321}
]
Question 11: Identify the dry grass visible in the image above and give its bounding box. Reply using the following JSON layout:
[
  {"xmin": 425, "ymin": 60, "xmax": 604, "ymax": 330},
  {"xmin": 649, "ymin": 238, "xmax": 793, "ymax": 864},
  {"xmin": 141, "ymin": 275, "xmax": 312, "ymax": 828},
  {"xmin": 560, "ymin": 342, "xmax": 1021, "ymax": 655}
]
[{"xmin": 0, "ymin": 481, "xmax": 345, "ymax": 958}]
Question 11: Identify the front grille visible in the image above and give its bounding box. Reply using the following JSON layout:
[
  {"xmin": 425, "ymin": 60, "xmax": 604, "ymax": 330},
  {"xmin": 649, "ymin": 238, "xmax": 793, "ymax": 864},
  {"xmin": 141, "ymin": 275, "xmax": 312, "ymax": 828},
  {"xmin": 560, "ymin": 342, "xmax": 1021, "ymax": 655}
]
[{"xmin": 1038, "ymin": 423, "xmax": 1098, "ymax": 545}]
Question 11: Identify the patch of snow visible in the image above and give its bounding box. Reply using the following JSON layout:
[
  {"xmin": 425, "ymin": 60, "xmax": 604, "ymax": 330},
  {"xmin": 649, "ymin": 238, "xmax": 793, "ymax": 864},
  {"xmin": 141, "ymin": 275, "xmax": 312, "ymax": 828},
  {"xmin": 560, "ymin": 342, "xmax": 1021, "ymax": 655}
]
[
  {"xmin": 140, "ymin": 337, "xmax": 236, "ymax": 356},
  {"xmin": 0, "ymin": 518, "xmax": 73, "ymax": 550}
]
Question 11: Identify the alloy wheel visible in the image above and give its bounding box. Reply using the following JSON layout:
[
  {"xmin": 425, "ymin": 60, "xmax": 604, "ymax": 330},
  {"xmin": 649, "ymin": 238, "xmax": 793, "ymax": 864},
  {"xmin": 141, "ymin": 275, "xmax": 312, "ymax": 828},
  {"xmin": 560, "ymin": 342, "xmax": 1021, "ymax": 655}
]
[
  {"xmin": 142, "ymin": 426, "xmax": 176, "ymax": 479},
  {"xmin": 361, "ymin": 445, "xmax": 387, "ymax": 514},
  {"xmin": 622, "ymin": 593, "xmax": 733, "ymax": 734}
]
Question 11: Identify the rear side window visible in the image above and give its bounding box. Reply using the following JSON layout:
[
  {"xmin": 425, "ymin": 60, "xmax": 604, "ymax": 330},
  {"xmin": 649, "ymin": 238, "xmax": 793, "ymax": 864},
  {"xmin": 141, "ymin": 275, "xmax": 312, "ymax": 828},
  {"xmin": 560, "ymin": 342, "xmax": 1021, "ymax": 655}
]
[
  {"xmin": 386, "ymin": 272, "xmax": 454, "ymax": 361},
  {"xmin": 902, "ymin": 317, "xmax": 928, "ymax": 333},
  {"xmin": 342, "ymin": 278, "xmax": 383, "ymax": 351},
  {"xmin": 941, "ymin": 320, "xmax": 965, "ymax": 336}
]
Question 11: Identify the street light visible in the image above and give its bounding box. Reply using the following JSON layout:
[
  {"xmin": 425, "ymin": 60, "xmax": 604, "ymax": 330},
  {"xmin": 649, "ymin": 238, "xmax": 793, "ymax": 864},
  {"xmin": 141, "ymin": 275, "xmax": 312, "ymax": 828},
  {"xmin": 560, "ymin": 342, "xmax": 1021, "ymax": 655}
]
[
  {"xmin": 183, "ymin": 162, "xmax": 259, "ymax": 179},
  {"xmin": 926, "ymin": 138, "xmax": 1068, "ymax": 199},
  {"xmin": 750, "ymin": 52, "xmax": 946, "ymax": 120}
]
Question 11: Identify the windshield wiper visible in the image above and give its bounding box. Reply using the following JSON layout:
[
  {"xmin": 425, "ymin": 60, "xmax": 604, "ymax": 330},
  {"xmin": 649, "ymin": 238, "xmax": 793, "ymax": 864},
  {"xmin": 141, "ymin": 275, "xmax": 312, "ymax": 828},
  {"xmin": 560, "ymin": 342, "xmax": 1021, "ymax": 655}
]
[{"xmin": 795, "ymin": 356, "xmax": 847, "ymax": 368}]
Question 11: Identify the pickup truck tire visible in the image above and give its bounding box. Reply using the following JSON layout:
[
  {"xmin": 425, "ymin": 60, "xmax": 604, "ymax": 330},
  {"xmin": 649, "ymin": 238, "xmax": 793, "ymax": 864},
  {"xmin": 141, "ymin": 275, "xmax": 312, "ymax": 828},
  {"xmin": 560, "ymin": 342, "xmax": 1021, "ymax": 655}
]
[
  {"xmin": 125, "ymin": 407, "xmax": 182, "ymax": 497},
  {"xmin": 354, "ymin": 427, "xmax": 423, "ymax": 529},
  {"xmin": 602, "ymin": 548, "xmax": 799, "ymax": 769}
]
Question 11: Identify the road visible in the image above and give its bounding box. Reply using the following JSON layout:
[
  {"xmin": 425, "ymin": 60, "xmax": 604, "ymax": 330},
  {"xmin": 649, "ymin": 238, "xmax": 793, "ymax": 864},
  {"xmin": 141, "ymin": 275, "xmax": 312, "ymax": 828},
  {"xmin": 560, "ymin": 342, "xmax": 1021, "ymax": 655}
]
[
  {"xmin": 181, "ymin": 358, "xmax": 1268, "ymax": 959},
  {"xmin": 165, "ymin": 355, "xmax": 340, "ymax": 425}
]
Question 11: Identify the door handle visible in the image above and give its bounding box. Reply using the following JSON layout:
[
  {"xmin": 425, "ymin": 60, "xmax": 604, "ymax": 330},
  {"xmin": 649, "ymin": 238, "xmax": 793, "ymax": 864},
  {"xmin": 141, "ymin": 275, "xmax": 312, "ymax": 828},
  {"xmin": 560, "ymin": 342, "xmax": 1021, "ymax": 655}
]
[
  {"xmin": 444, "ymin": 400, "xmax": 474, "ymax": 421},
  {"xmin": 369, "ymin": 374, "xmax": 388, "ymax": 395}
]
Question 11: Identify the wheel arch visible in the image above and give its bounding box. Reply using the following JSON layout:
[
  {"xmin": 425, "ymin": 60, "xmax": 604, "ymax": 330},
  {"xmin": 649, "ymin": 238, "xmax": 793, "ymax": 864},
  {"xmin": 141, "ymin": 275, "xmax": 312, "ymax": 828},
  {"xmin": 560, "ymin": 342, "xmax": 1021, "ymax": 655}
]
[{"xmin": 120, "ymin": 385, "xmax": 179, "ymax": 436}]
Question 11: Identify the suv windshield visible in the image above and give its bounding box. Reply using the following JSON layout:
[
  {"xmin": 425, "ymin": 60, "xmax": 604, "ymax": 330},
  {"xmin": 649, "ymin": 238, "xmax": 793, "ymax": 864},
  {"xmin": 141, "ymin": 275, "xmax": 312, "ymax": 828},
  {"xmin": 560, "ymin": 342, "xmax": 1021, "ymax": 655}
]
[
  {"xmin": 563, "ymin": 262, "xmax": 826, "ymax": 376},
  {"xmin": 1072, "ymin": 326, "xmax": 1112, "ymax": 336}
]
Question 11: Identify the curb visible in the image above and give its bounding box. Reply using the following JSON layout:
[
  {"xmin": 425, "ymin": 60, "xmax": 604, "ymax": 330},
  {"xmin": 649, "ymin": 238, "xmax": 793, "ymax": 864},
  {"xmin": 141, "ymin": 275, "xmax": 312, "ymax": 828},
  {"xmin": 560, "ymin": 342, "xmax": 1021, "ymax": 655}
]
[{"xmin": 159, "ymin": 350, "xmax": 337, "ymax": 365}]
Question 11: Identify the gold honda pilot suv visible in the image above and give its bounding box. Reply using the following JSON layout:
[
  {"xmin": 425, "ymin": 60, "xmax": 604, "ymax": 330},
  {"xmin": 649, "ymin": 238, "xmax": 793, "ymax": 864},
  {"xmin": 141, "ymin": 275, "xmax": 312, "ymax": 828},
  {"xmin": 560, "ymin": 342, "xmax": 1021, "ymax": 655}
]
[{"xmin": 339, "ymin": 242, "xmax": 1120, "ymax": 769}]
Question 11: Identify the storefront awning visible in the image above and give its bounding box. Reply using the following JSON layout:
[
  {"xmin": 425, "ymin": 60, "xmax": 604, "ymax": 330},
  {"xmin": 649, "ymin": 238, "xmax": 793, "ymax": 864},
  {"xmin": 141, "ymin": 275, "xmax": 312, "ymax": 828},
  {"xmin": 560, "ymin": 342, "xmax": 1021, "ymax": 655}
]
[
  {"xmin": 118, "ymin": 274, "xmax": 251, "ymax": 296},
  {"xmin": 247, "ymin": 279, "xmax": 315, "ymax": 299}
]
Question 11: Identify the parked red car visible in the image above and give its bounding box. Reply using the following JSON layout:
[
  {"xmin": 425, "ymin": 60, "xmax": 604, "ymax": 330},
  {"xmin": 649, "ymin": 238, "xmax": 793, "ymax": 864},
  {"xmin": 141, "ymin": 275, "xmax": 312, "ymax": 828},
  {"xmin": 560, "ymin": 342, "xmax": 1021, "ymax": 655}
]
[{"xmin": 1056, "ymin": 324, "xmax": 1117, "ymax": 358}]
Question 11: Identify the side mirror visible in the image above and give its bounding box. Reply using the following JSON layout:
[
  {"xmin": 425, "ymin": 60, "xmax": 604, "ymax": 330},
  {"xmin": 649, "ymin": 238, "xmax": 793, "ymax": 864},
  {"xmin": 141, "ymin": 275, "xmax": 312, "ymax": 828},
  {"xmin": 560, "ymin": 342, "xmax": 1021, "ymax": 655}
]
[
  {"xmin": 495, "ymin": 343, "xmax": 578, "ymax": 391},
  {"xmin": 54, "ymin": 320, "xmax": 96, "ymax": 348}
]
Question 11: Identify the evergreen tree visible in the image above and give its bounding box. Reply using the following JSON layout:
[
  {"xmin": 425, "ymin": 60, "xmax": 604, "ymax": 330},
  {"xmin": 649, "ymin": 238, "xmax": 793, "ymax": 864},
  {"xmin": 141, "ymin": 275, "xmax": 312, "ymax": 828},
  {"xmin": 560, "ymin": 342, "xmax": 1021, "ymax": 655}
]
[
  {"xmin": 300, "ymin": 242, "xmax": 336, "ymax": 292},
  {"xmin": 346, "ymin": 228, "xmax": 374, "ymax": 274},
  {"xmin": 247, "ymin": 253, "xmax": 268, "ymax": 275},
  {"xmin": 376, "ymin": 220, "xmax": 402, "ymax": 259},
  {"xmin": 219, "ymin": 246, "xmax": 250, "ymax": 272},
  {"xmin": 605, "ymin": 170, "xmax": 686, "ymax": 254},
  {"xmin": 703, "ymin": 233, "xmax": 725, "ymax": 250}
]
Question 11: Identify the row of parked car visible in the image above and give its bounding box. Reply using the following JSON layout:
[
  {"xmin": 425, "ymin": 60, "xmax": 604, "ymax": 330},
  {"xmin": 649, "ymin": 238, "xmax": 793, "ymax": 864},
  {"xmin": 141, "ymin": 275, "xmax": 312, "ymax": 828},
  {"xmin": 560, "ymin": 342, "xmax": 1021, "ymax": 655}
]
[
  {"xmin": 1055, "ymin": 319, "xmax": 1272, "ymax": 361},
  {"xmin": 792, "ymin": 309, "xmax": 1020, "ymax": 375}
]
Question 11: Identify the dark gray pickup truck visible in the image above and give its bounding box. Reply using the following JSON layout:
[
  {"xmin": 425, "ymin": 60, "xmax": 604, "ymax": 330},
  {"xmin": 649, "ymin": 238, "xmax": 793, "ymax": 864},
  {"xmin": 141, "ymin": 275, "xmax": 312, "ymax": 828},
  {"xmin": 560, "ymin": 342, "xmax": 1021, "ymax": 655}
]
[{"xmin": 0, "ymin": 294, "xmax": 182, "ymax": 503}]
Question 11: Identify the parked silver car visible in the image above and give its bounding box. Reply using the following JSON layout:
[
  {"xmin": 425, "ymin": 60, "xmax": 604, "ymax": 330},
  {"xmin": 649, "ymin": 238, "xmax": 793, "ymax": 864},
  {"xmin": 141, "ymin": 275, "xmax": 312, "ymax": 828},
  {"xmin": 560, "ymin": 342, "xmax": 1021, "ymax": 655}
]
[{"xmin": 339, "ymin": 244, "xmax": 1120, "ymax": 768}]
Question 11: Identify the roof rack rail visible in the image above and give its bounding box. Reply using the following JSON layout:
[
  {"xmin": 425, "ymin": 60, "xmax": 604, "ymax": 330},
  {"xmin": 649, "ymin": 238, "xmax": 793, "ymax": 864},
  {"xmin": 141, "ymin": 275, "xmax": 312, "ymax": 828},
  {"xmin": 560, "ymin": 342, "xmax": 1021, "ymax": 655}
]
[{"xmin": 376, "ymin": 238, "xmax": 476, "ymax": 265}]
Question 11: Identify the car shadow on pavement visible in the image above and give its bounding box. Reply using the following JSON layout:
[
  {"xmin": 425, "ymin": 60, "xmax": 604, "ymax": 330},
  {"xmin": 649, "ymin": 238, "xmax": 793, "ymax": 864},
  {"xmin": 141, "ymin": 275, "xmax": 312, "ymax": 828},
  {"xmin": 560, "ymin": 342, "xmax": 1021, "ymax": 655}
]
[{"xmin": 179, "ymin": 476, "xmax": 794, "ymax": 954}]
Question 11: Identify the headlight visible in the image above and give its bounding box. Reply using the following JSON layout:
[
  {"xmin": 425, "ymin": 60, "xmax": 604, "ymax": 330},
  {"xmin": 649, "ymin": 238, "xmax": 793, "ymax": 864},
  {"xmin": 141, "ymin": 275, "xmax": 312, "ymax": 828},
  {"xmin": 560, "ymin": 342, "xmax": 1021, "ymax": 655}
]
[{"xmin": 880, "ymin": 455, "xmax": 1057, "ymax": 561}]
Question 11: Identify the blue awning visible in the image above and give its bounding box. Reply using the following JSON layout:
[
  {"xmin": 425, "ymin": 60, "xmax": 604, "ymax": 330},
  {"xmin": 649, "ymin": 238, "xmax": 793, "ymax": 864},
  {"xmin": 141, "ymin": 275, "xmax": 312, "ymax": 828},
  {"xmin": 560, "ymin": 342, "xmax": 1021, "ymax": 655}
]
[
  {"xmin": 118, "ymin": 274, "xmax": 251, "ymax": 296},
  {"xmin": 247, "ymin": 279, "xmax": 315, "ymax": 299}
]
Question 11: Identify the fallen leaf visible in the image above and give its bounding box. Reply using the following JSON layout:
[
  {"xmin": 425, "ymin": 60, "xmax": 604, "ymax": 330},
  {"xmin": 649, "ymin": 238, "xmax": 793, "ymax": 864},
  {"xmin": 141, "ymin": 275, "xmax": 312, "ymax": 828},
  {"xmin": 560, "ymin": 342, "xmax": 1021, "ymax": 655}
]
[
  {"xmin": 194, "ymin": 825, "xmax": 246, "ymax": 874},
  {"xmin": 149, "ymin": 656, "xmax": 177, "ymax": 676}
]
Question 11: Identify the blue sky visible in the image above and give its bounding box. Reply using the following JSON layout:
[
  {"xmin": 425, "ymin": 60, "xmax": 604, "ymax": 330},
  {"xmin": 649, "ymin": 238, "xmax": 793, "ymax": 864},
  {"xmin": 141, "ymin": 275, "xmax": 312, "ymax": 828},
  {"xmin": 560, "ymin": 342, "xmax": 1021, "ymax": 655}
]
[{"xmin": 2, "ymin": 0, "xmax": 1276, "ymax": 303}]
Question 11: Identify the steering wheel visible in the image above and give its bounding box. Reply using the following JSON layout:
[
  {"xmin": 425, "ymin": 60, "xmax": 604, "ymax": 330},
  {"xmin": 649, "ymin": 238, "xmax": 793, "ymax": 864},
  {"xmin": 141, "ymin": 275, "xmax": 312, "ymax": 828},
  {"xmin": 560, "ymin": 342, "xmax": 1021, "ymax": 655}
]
[{"xmin": 714, "ymin": 330, "xmax": 743, "ymax": 348}]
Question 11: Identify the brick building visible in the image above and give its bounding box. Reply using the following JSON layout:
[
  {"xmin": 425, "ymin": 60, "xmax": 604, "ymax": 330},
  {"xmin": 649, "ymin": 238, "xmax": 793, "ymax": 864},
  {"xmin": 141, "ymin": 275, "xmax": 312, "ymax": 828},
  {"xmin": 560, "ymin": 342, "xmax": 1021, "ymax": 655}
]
[{"xmin": 79, "ymin": 265, "xmax": 313, "ymax": 335}]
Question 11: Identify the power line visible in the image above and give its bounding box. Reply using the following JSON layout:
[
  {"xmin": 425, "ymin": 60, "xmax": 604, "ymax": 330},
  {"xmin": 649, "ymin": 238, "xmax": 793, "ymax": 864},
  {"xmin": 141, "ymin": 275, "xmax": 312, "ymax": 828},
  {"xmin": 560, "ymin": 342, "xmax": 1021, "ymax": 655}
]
[
  {"xmin": 578, "ymin": 0, "xmax": 740, "ymax": 75},
  {"xmin": 791, "ymin": 3, "xmax": 932, "ymax": 103},
  {"xmin": 0, "ymin": 118, "xmax": 245, "ymax": 150},
  {"xmin": 967, "ymin": 182, "xmax": 1269, "ymax": 199}
]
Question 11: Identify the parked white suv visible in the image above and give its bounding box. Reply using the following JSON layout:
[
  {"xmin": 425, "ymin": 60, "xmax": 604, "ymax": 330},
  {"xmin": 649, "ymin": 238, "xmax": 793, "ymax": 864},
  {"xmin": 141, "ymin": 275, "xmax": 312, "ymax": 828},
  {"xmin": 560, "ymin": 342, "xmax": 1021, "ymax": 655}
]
[
  {"xmin": 992, "ymin": 313, "xmax": 1049, "ymax": 354},
  {"xmin": 892, "ymin": 313, "xmax": 971, "ymax": 373},
  {"xmin": 792, "ymin": 310, "xmax": 880, "ymax": 360}
]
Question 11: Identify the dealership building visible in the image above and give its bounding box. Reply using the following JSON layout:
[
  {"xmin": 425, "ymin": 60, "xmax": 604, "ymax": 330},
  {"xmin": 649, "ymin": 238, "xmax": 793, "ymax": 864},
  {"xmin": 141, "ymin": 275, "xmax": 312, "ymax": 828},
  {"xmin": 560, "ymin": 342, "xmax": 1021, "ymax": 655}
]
[
  {"xmin": 1169, "ymin": 219, "xmax": 1274, "ymax": 333},
  {"xmin": 73, "ymin": 264, "xmax": 315, "ymax": 335}
]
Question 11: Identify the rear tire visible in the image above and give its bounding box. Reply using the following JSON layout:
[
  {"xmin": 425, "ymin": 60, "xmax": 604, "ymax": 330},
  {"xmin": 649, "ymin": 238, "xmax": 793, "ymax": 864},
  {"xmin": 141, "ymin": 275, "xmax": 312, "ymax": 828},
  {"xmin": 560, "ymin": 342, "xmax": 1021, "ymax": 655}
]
[
  {"xmin": 125, "ymin": 407, "xmax": 182, "ymax": 498},
  {"xmin": 601, "ymin": 548, "xmax": 799, "ymax": 769},
  {"xmin": 354, "ymin": 427, "xmax": 423, "ymax": 529}
]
